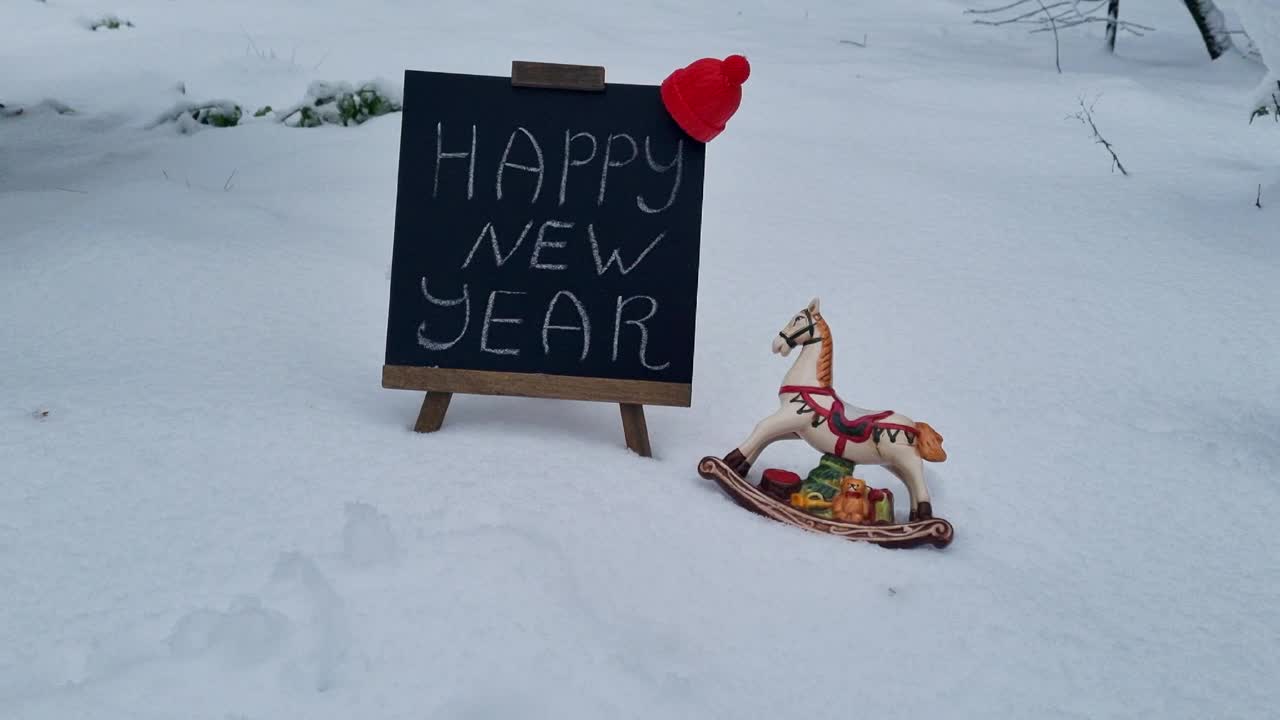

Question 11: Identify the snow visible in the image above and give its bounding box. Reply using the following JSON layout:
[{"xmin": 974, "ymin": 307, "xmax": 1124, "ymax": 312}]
[
  {"xmin": 2, "ymin": 0, "xmax": 1279, "ymax": 718},
  {"xmin": 341, "ymin": 502, "xmax": 400, "ymax": 568}
]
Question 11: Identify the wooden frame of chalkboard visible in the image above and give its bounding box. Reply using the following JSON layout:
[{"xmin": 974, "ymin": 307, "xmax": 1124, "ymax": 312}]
[{"xmin": 381, "ymin": 61, "xmax": 705, "ymax": 457}]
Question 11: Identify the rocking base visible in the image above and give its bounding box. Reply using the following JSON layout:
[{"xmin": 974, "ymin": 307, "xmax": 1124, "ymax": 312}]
[{"xmin": 697, "ymin": 456, "xmax": 954, "ymax": 549}]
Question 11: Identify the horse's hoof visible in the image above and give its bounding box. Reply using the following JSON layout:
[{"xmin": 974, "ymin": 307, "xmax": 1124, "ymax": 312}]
[
  {"xmin": 723, "ymin": 449, "xmax": 751, "ymax": 476},
  {"xmin": 910, "ymin": 502, "xmax": 933, "ymax": 521}
]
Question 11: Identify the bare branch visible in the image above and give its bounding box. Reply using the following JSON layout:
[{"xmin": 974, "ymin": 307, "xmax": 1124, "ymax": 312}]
[
  {"xmin": 1030, "ymin": 16, "xmax": 1152, "ymax": 34},
  {"xmin": 965, "ymin": 0, "xmax": 1041, "ymax": 15},
  {"xmin": 967, "ymin": 0, "xmax": 1153, "ymax": 42},
  {"xmin": 1070, "ymin": 97, "xmax": 1129, "ymax": 176},
  {"xmin": 969, "ymin": 0, "xmax": 1109, "ymax": 21},
  {"xmin": 1037, "ymin": 0, "xmax": 1062, "ymax": 74},
  {"xmin": 971, "ymin": 2, "xmax": 1077, "ymax": 25}
]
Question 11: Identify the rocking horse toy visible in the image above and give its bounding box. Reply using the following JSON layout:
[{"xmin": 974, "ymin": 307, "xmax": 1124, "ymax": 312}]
[{"xmin": 697, "ymin": 297, "xmax": 955, "ymax": 549}]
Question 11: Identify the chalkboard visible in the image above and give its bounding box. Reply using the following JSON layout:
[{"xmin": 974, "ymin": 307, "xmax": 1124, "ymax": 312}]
[{"xmin": 382, "ymin": 67, "xmax": 706, "ymax": 408}]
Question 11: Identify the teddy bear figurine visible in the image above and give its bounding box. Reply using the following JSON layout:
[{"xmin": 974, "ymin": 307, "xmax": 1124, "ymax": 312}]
[{"xmin": 831, "ymin": 476, "xmax": 874, "ymax": 524}]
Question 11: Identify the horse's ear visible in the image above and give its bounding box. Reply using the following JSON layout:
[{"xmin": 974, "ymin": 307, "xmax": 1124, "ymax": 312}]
[{"xmin": 808, "ymin": 297, "xmax": 821, "ymax": 314}]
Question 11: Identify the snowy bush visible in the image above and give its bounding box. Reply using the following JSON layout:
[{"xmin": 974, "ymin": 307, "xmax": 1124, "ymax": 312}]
[
  {"xmin": 144, "ymin": 81, "xmax": 400, "ymax": 135},
  {"xmin": 149, "ymin": 100, "xmax": 243, "ymax": 133},
  {"xmin": 86, "ymin": 15, "xmax": 133, "ymax": 31},
  {"xmin": 1225, "ymin": 1, "xmax": 1280, "ymax": 121},
  {"xmin": 1249, "ymin": 81, "xmax": 1280, "ymax": 122},
  {"xmin": 1, "ymin": 99, "xmax": 74, "ymax": 119},
  {"xmin": 276, "ymin": 80, "xmax": 401, "ymax": 128}
]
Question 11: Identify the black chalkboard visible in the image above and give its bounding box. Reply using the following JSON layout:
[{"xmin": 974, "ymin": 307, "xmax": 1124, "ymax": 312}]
[{"xmin": 384, "ymin": 68, "xmax": 706, "ymax": 397}]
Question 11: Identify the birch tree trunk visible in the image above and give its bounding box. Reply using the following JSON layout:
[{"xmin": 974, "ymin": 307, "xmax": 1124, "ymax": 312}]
[
  {"xmin": 1106, "ymin": 0, "xmax": 1120, "ymax": 52},
  {"xmin": 1183, "ymin": 0, "xmax": 1234, "ymax": 59}
]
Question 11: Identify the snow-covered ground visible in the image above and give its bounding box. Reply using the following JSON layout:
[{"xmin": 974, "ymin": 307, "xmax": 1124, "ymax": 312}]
[{"xmin": 3, "ymin": 1, "xmax": 1279, "ymax": 718}]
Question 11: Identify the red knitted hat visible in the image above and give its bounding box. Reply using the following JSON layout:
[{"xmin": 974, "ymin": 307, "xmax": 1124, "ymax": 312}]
[{"xmin": 661, "ymin": 54, "xmax": 750, "ymax": 143}]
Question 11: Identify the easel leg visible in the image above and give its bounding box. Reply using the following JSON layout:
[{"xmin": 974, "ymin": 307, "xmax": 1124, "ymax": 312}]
[
  {"xmin": 619, "ymin": 403, "xmax": 653, "ymax": 458},
  {"xmin": 414, "ymin": 392, "xmax": 453, "ymax": 433}
]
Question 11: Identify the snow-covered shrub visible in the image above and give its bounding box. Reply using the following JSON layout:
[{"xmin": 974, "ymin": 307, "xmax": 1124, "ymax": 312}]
[
  {"xmin": 1249, "ymin": 81, "xmax": 1280, "ymax": 122},
  {"xmin": 144, "ymin": 81, "xmax": 400, "ymax": 134},
  {"xmin": 277, "ymin": 80, "xmax": 401, "ymax": 128},
  {"xmin": 1226, "ymin": 1, "xmax": 1280, "ymax": 119},
  {"xmin": 87, "ymin": 15, "xmax": 133, "ymax": 30},
  {"xmin": 191, "ymin": 103, "xmax": 242, "ymax": 127},
  {"xmin": 1, "ymin": 99, "xmax": 74, "ymax": 118},
  {"xmin": 149, "ymin": 100, "xmax": 243, "ymax": 133}
]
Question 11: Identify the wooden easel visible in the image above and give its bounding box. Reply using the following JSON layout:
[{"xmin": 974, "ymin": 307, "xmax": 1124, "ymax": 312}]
[
  {"xmin": 385, "ymin": 60, "xmax": 672, "ymax": 458},
  {"xmin": 412, "ymin": 388, "xmax": 652, "ymax": 458}
]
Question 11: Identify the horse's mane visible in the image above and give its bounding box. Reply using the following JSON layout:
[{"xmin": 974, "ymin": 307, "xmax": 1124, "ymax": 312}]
[{"xmin": 816, "ymin": 314, "xmax": 833, "ymax": 388}]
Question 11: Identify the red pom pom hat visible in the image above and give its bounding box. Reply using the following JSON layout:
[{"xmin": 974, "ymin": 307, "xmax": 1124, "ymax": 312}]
[{"xmin": 661, "ymin": 54, "xmax": 750, "ymax": 143}]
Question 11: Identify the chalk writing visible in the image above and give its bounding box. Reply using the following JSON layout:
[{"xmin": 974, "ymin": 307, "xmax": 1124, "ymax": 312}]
[
  {"xmin": 559, "ymin": 130, "xmax": 597, "ymax": 206},
  {"xmin": 588, "ymin": 225, "xmax": 665, "ymax": 276},
  {"xmin": 638, "ymin": 137, "xmax": 682, "ymax": 214},
  {"xmin": 613, "ymin": 295, "xmax": 669, "ymax": 371},
  {"xmin": 597, "ymin": 132, "xmax": 637, "ymax": 206},
  {"xmin": 496, "ymin": 127, "xmax": 545, "ymax": 203},
  {"xmin": 530, "ymin": 220, "xmax": 573, "ymax": 271},
  {"xmin": 542, "ymin": 290, "xmax": 591, "ymax": 361},
  {"xmin": 480, "ymin": 290, "xmax": 525, "ymax": 356},
  {"xmin": 434, "ymin": 122, "xmax": 476, "ymax": 200},
  {"xmin": 416, "ymin": 279, "xmax": 469, "ymax": 350},
  {"xmin": 462, "ymin": 219, "xmax": 534, "ymax": 269}
]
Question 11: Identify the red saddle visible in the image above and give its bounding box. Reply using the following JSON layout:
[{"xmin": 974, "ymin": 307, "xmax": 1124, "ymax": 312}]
[{"xmin": 780, "ymin": 385, "xmax": 917, "ymax": 457}]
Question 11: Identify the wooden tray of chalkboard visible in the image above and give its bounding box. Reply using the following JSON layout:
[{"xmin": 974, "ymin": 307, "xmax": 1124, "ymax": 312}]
[{"xmin": 382, "ymin": 61, "xmax": 706, "ymax": 456}]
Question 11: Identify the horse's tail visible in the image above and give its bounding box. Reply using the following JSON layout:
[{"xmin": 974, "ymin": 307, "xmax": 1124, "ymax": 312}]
[{"xmin": 915, "ymin": 422, "xmax": 947, "ymax": 462}]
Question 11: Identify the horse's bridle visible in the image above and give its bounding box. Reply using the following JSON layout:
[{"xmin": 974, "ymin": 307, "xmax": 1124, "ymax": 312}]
[{"xmin": 779, "ymin": 309, "xmax": 823, "ymax": 349}]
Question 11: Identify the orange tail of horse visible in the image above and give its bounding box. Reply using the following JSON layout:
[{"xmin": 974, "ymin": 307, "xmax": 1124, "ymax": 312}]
[{"xmin": 915, "ymin": 422, "xmax": 947, "ymax": 462}]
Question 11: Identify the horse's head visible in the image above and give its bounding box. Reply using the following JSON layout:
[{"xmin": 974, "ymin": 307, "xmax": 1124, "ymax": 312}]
[{"xmin": 772, "ymin": 297, "xmax": 822, "ymax": 357}]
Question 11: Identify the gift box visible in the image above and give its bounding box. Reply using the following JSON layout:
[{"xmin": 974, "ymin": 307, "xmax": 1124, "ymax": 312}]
[{"xmin": 869, "ymin": 488, "xmax": 894, "ymax": 525}]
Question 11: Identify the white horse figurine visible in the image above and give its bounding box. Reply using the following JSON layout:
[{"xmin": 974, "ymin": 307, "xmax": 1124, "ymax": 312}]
[{"xmin": 722, "ymin": 297, "xmax": 947, "ymax": 521}]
